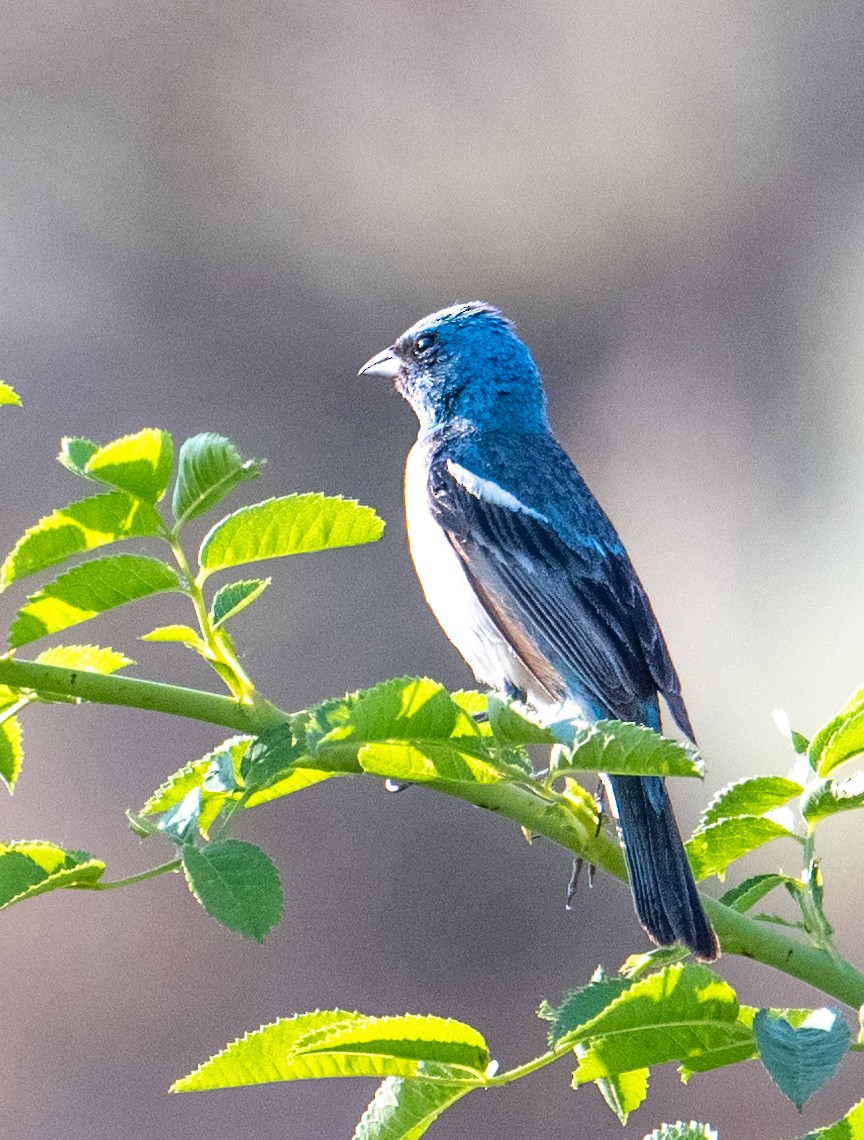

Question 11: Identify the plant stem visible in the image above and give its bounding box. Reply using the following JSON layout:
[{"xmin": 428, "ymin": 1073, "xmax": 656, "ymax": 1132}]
[
  {"xmin": 2, "ymin": 654, "xmax": 863, "ymax": 1010},
  {"xmin": 91, "ymin": 858, "xmax": 182, "ymax": 889},
  {"xmin": 0, "ymin": 657, "xmax": 285, "ymax": 733}
]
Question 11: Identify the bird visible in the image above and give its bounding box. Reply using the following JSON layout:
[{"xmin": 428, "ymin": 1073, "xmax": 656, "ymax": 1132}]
[{"xmin": 359, "ymin": 301, "xmax": 719, "ymax": 961}]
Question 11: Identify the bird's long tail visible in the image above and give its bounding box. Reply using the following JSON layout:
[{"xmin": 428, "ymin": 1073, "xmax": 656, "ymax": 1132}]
[{"xmin": 607, "ymin": 774, "xmax": 719, "ymax": 961}]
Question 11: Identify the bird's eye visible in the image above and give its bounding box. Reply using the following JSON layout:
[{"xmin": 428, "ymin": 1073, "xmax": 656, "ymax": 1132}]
[{"xmin": 414, "ymin": 333, "xmax": 436, "ymax": 355}]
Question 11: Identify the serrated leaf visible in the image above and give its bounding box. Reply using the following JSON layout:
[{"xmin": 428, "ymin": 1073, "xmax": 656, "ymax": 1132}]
[
  {"xmin": 718, "ymin": 873, "xmax": 792, "ymax": 913},
  {"xmin": 540, "ymin": 976, "xmax": 635, "ymax": 1046},
  {"xmin": 569, "ymin": 964, "xmax": 752, "ymax": 1084},
  {"xmin": 172, "ymin": 433, "xmax": 264, "ymax": 528},
  {"xmin": 550, "ymin": 719, "xmax": 702, "ymax": 779},
  {"xmin": 0, "ymin": 716, "xmax": 24, "ymax": 792},
  {"xmin": 83, "ymin": 428, "xmax": 174, "ymax": 503},
  {"xmin": 210, "ymin": 578, "xmax": 270, "ymax": 627},
  {"xmin": 8, "ymin": 554, "xmax": 182, "ymax": 647},
  {"xmin": 35, "ymin": 644, "xmax": 134, "ymax": 674},
  {"xmin": 700, "ymin": 777, "xmax": 803, "ymax": 827},
  {"xmin": 171, "ymin": 1010, "xmax": 490, "ymax": 1091},
  {"xmin": 596, "ymin": 1067, "xmax": 649, "ymax": 1124},
  {"xmin": 685, "ymin": 817, "xmax": 798, "ymax": 881},
  {"xmin": 181, "ymin": 839, "xmax": 282, "ymax": 941},
  {"xmin": 198, "ymin": 494, "xmax": 384, "ymax": 578},
  {"xmin": 306, "ymin": 677, "xmax": 526, "ymax": 784},
  {"xmin": 240, "ymin": 723, "xmax": 306, "ymax": 794},
  {"xmin": 140, "ymin": 624, "xmax": 205, "ymax": 648},
  {"xmin": 0, "ymin": 842, "xmax": 105, "ymax": 909},
  {"xmin": 0, "ymin": 491, "xmax": 163, "ymax": 590},
  {"xmin": 0, "ymin": 381, "xmax": 22, "ymax": 407},
  {"xmin": 753, "ymin": 1008, "xmax": 850, "ymax": 1109},
  {"xmin": 353, "ymin": 1076, "xmax": 471, "ymax": 1140},
  {"xmin": 643, "ymin": 1124, "xmax": 718, "ymax": 1140},
  {"xmin": 486, "ymin": 695, "xmax": 557, "ymax": 744},
  {"xmin": 58, "ymin": 437, "xmax": 98, "ymax": 475},
  {"xmin": 809, "ymin": 687, "xmax": 864, "ymax": 776},
  {"xmin": 801, "ymin": 773, "xmax": 864, "ymax": 825},
  {"xmin": 794, "ymin": 1098, "xmax": 864, "ymax": 1140},
  {"xmin": 159, "ymin": 788, "xmax": 202, "ymax": 843}
]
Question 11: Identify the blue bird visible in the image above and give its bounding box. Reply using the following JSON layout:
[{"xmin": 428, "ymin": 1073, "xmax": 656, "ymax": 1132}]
[{"xmin": 359, "ymin": 302, "xmax": 718, "ymax": 961}]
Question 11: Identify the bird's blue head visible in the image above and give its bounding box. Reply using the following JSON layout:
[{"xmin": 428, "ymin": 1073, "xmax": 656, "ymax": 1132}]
[{"xmin": 359, "ymin": 302, "xmax": 549, "ymax": 436}]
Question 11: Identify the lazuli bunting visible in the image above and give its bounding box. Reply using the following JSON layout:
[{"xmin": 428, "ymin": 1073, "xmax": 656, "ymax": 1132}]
[{"xmin": 360, "ymin": 302, "xmax": 718, "ymax": 961}]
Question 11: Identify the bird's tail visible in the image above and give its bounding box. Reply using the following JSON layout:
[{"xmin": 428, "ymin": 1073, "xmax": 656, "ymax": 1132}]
[{"xmin": 607, "ymin": 774, "xmax": 719, "ymax": 961}]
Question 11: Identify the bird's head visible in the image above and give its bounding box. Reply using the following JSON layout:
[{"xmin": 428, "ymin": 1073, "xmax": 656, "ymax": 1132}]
[{"xmin": 359, "ymin": 302, "xmax": 549, "ymax": 435}]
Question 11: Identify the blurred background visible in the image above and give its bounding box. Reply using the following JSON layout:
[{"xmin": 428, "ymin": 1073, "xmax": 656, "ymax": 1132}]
[{"xmin": 2, "ymin": 1, "xmax": 864, "ymax": 1136}]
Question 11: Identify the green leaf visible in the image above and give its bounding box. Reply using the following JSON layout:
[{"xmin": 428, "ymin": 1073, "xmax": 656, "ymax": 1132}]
[
  {"xmin": 0, "ymin": 491, "xmax": 164, "ymax": 591},
  {"xmin": 58, "ymin": 437, "xmax": 98, "ymax": 475},
  {"xmin": 0, "ymin": 716, "xmax": 24, "ymax": 792},
  {"xmin": 595, "ymin": 1067, "xmax": 649, "ymax": 1125},
  {"xmin": 0, "ymin": 380, "xmax": 22, "ymax": 407},
  {"xmin": 793, "ymin": 1098, "xmax": 864, "ymax": 1140},
  {"xmin": 353, "ymin": 1077, "xmax": 472, "ymax": 1140},
  {"xmin": 306, "ymin": 677, "xmax": 526, "ymax": 784},
  {"xmin": 809, "ymin": 687, "xmax": 864, "ymax": 776},
  {"xmin": 198, "ymin": 494, "xmax": 384, "ymax": 578},
  {"xmin": 181, "ymin": 839, "xmax": 282, "ymax": 941},
  {"xmin": 539, "ymin": 975, "xmax": 635, "ymax": 1046},
  {"xmin": 550, "ymin": 720, "xmax": 702, "ymax": 779},
  {"xmin": 685, "ymin": 817, "xmax": 799, "ymax": 881},
  {"xmin": 801, "ymin": 774, "xmax": 864, "ymax": 825},
  {"xmin": 642, "ymin": 1124, "xmax": 718, "ymax": 1140},
  {"xmin": 171, "ymin": 1010, "xmax": 490, "ymax": 1091},
  {"xmin": 486, "ymin": 695, "xmax": 557, "ymax": 744},
  {"xmin": 8, "ymin": 554, "xmax": 182, "ymax": 647},
  {"xmin": 140, "ymin": 624, "xmax": 205, "ymax": 649},
  {"xmin": 568, "ymin": 965, "xmax": 753, "ymax": 1084},
  {"xmin": 83, "ymin": 428, "xmax": 174, "ymax": 503},
  {"xmin": 159, "ymin": 789, "xmax": 202, "ymax": 843},
  {"xmin": 210, "ymin": 578, "xmax": 270, "ymax": 627},
  {"xmin": 717, "ymin": 873, "xmax": 792, "ymax": 913},
  {"xmin": 172, "ymin": 433, "xmax": 264, "ymax": 528},
  {"xmin": 0, "ymin": 842, "xmax": 105, "ymax": 909},
  {"xmin": 240, "ymin": 723, "xmax": 306, "ymax": 795},
  {"xmin": 35, "ymin": 643, "xmax": 134, "ymax": 674},
  {"xmin": 753, "ymin": 1008, "xmax": 850, "ymax": 1110},
  {"xmin": 141, "ymin": 737, "xmax": 252, "ymax": 815},
  {"xmin": 700, "ymin": 777, "xmax": 802, "ymax": 827}
]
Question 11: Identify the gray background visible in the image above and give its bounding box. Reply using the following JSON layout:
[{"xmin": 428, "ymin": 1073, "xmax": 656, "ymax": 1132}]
[{"xmin": 2, "ymin": 2, "xmax": 864, "ymax": 1136}]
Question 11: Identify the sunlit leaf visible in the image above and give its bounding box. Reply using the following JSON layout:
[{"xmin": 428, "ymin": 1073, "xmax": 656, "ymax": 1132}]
[
  {"xmin": 353, "ymin": 1076, "xmax": 472, "ymax": 1140},
  {"xmin": 0, "ymin": 491, "xmax": 163, "ymax": 591},
  {"xmin": 140, "ymin": 624, "xmax": 205, "ymax": 648},
  {"xmin": 595, "ymin": 1067, "xmax": 649, "ymax": 1125},
  {"xmin": 0, "ymin": 715, "xmax": 23, "ymax": 792},
  {"xmin": 801, "ymin": 773, "xmax": 864, "ymax": 825},
  {"xmin": 210, "ymin": 578, "xmax": 270, "ymax": 627},
  {"xmin": 84, "ymin": 428, "xmax": 174, "ymax": 503},
  {"xmin": 181, "ymin": 839, "xmax": 282, "ymax": 941},
  {"xmin": 198, "ymin": 494, "xmax": 384, "ymax": 577},
  {"xmin": 717, "ymin": 873, "xmax": 793, "ymax": 914},
  {"xmin": 0, "ymin": 841, "xmax": 105, "ymax": 909},
  {"xmin": 539, "ymin": 975, "xmax": 635, "ymax": 1046},
  {"xmin": 172, "ymin": 433, "xmax": 264, "ymax": 528},
  {"xmin": 569, "ymin": 965, "xmax": 753, "ymax": 1084},
  {"xmin": 753, "ymin": 1008, "xmax": 850, "ymax": 1109},
  {"xmin": 685, "ymin": 817, "xmax": 799, "ymax": 881},
  {"xmin": 550, "ymin": 720, "xmax": 702, "ymax": 779},
  {"xmin": 643, "ymin": 1124, "xmax": 718, "ymax": 1140},
  {"xmin": 35, "ymin": 644, "xmax": 134, "ymax": 674},
  {"xmin": 8, "ymin": 554, "xmax": 182, "ymax": 647},
  {"xmin": 0, "ymin": 381, "xmax": 22, "ymax": 407},
  {"xmin": 790, "ymin": 1098, "xmax": 864, "ymax": 1140},
  {"xmin": 171, "ymin": 1010, "xmax": 489, "ymax": 1091},
  {"xmin": 57, "ymin": 436, "xmax": 98, "ymax": 475},
  {"xmin": 700, "ymin": 777, "xmax": 802, "ymax": 827},
  {"xmin": 809, "ymin": 687, "xmax": 864, "ymax": 776}
]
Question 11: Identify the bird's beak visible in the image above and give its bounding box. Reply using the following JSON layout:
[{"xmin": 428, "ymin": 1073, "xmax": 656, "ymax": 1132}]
[{"xmin": 358, "ymin": 346, "xmax": 402, "ymax": 381}]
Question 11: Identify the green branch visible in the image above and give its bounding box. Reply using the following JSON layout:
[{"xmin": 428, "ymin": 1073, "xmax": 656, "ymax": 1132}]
[
  {"xmin": 0, "ymin": 656, "xmax": 286, "ymax": 734},
  {"xmin": 2, "ymin": 654, "xmax": 863, "ymax": 1010}
]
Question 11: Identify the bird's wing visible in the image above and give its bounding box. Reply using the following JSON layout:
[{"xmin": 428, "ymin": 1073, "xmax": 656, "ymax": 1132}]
[{"xmin": 428, "ymin": 455, "xmax": 693, "ymax": 735}]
